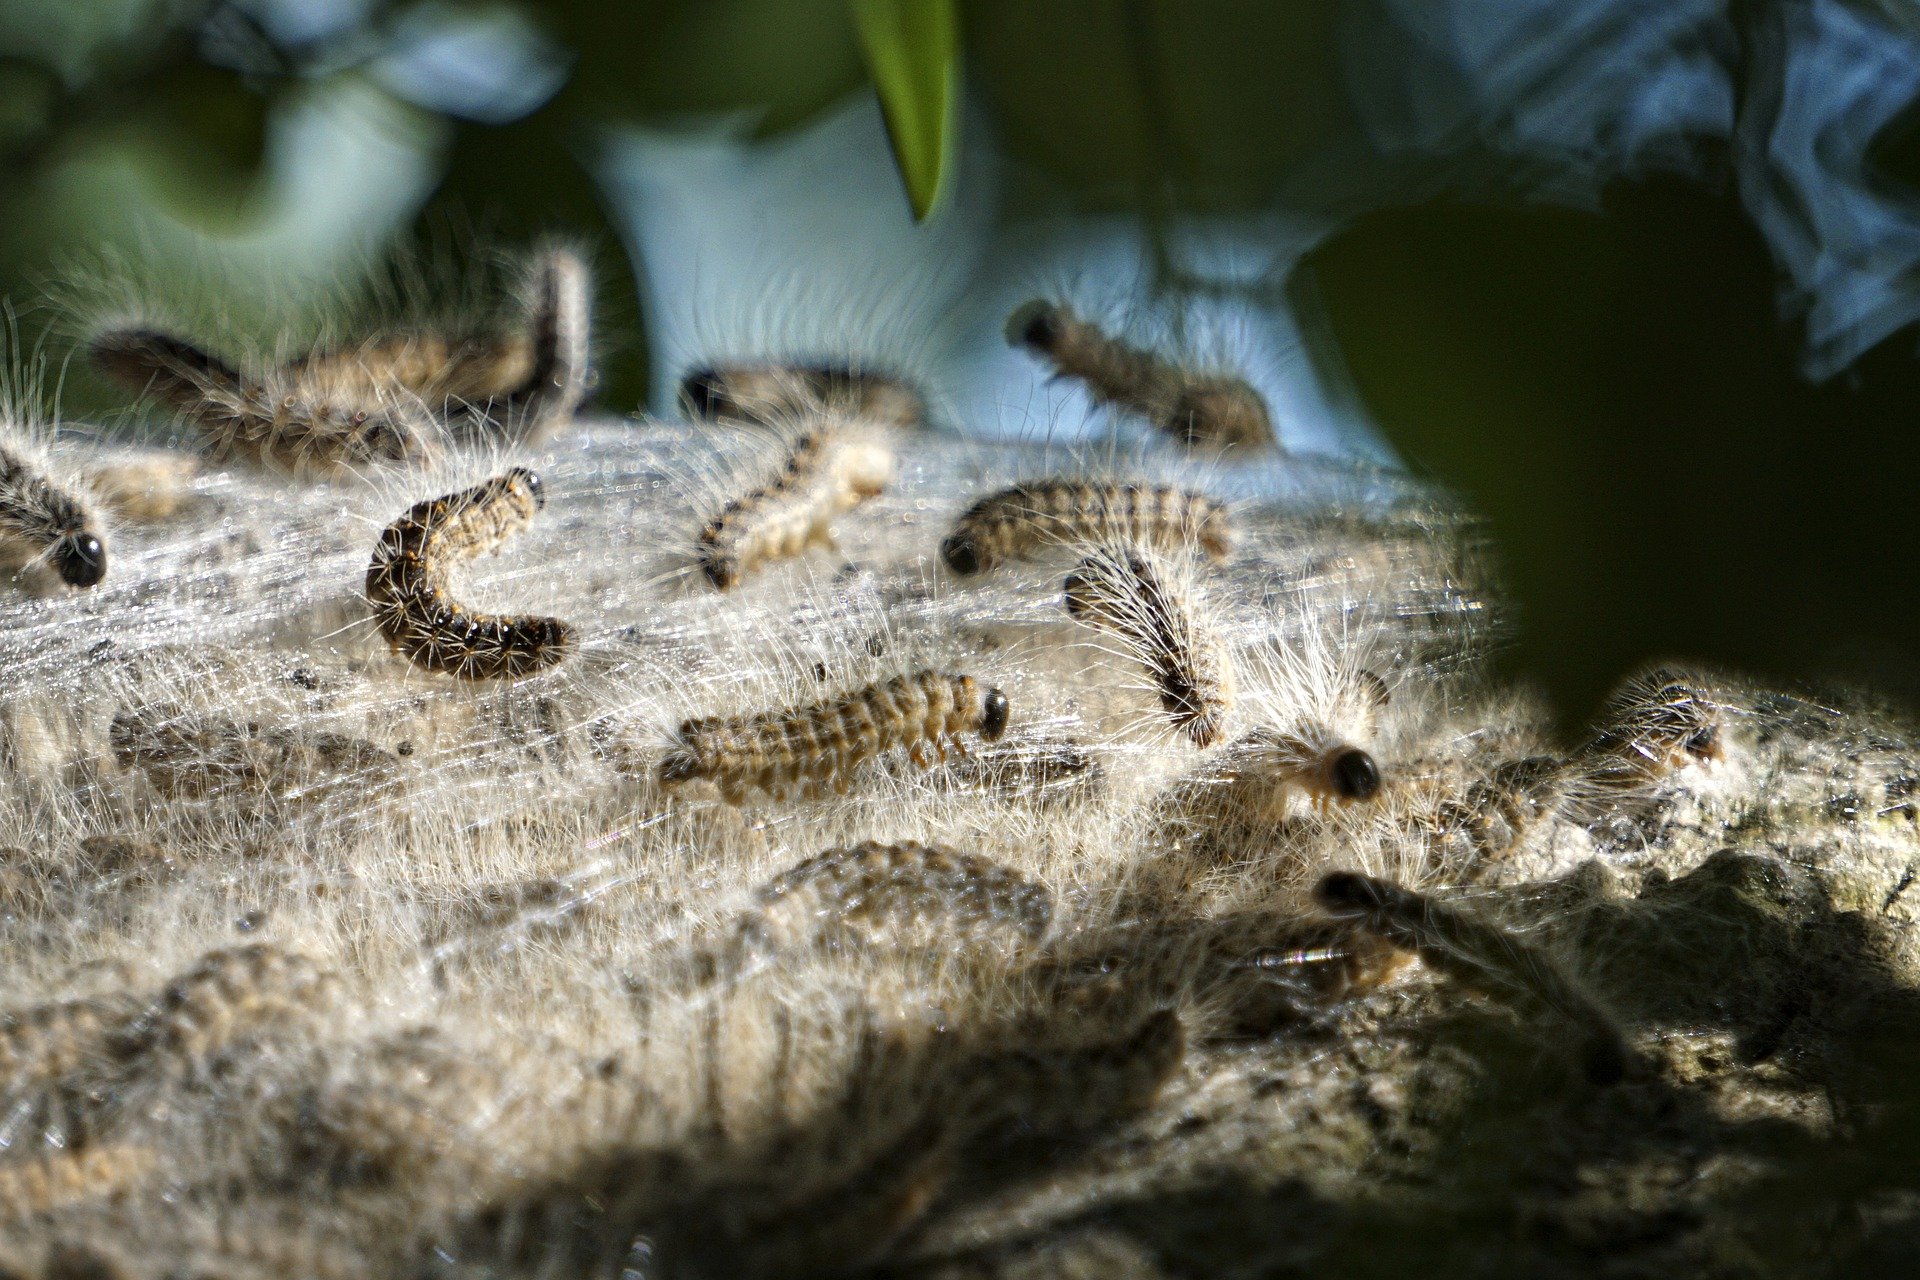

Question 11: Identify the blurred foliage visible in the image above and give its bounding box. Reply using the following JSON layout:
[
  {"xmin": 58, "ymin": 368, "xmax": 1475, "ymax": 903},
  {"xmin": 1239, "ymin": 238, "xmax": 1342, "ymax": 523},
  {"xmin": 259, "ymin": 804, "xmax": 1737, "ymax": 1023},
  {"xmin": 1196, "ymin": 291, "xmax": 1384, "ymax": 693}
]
[{"xmin": 0, "ymin": 0, "xmax": 1918, "ymax": 723}]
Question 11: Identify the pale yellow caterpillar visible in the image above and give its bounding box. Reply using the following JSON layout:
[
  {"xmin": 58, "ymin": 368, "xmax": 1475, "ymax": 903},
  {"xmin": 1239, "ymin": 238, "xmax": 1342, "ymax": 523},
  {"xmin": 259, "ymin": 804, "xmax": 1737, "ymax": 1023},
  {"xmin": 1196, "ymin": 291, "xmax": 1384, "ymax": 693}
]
[
  {"xmin": 679, "ymin": 361, "xmax": 925, "ymax": 431},
  {"xmin": 1313, "ymin": 871, "xmax": 1631, "ymax": 1084},
  {"xmin": 940, "ymin": 479, "xmax": 1231, "ymax": 576},
  {"xmin": 1007, "ymin": 299, "xmax": 1275, "ymax": 450},
  {"xmin": 364, "ymin": 467, "xmax": 575, "ymax": 680},
  {"xmin": 0, "ymin": 1144, "xmax": 155, "ymax": 1222},
  {"xmin": 1065, "ymin": 546, "xmax": 1234, "ymax": 747},
  {"xmin": 697, "ymin": 427, "xmax": 895, "ymax": 589},
  {"xmin": 117, "ymin": 943, "xmax": 343, "ymax": 1072},
  {"xmin": 660, "ymin": 670, "xmax": 1011, "ymax": 804}
]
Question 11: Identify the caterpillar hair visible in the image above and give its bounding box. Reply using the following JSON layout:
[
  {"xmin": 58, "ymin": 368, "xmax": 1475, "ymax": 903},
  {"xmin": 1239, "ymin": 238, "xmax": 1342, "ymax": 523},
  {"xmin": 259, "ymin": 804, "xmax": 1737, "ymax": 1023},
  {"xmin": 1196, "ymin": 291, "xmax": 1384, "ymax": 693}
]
[
  {"xmin": 1007, "ymin": 298, "xmax": 1275, "ymax": 451},
  {"xmin": 1065, "ymin": 546, "xmax": 1234, "ymax": 747},
  {"xmin": 660, "ymin": 670, "xmax": 1011, "ymax": 804},
  {"xmin": 1313, "ymin": 871, "xmax": 1631, "ymax": 1084},
  {"xmin": 364, "ymin": 467, "xmax": 575, "ymax": 680},
  {"xmin": 940, "ymin": 479, "xmax": 1231, "ymax": 577},
  {"xmin": 697, "ymin": 426, "xmax": 895, "ymax": 590}
]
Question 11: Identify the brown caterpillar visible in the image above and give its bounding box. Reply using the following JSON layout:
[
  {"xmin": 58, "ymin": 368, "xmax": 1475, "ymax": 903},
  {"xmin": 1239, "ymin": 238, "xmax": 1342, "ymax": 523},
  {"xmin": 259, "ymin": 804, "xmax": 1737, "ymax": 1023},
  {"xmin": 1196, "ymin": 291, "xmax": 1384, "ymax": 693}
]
[
  {"xmin": 0, "ymin": 434, "xmax": 106, "ymax": 588},
  {"xmin": 1576, "ymin": 668, "xmax": 1726, "ymax": 797},
  {"xmin": 728, "ymin": 840, "xmax": 1053, "ymax": 960},
  {"xmin": 109, "ymin": 709, "xmax": 400, "ymax": 806},
  {"xmin": 0, "ymin": 992, "xmax": 143, "ymax": 1149},
  {"xmin": 1065, "ymin": 547, "xmax": 1234, "ymax": 747},
  {"xmin": 940, "ymin": 479, "xmax": 1231, "ymax": 576},
  {"xmin": 1313, "ymin": 871, "xmax": 1630, "ymax": 1084},
  {"xmin": 79, "ymin": 447, "xmax": 200, "ymax": 522},
  {"xmin": 117, "ymin": 943, "xmax": 343, "ymax": 1072},
  {"xmin": 679, "ymin": 361, "xmax": 925, "ymax": 431},
  {"xmin": 697, "ymin": 427, "xmax": 895, "ymax": 589},
  {"xmin": 1007, "ymin": 299, "xmax": 1275, "ymax": 450},
  {"xmin": 364, "ymin": 467, "xmax": 575, "ymax": 680},
  {"xmin": 660, "ymin": 670, "xmax": 1011, "ymax": 804},
  {"xmin": 0, "ymin": 1144, "xmax": 155, "ymax": 1222},
  {"xmin": 88, "ymin": 248, "xmax": 592, "ymax": 475}
]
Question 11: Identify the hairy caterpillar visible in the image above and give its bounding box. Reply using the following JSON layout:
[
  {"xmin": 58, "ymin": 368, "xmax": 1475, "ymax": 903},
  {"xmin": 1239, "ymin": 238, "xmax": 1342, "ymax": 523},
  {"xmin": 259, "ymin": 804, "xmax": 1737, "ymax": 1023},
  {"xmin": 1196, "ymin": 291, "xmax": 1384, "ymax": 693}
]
[
  {"xmin": 87, "ymin": 248, "xmax": 593, "ymax": 475},
  {"xmin": 697, "ymin": 426, "xmax": 895, "ymax": 589},
  {"xmin": 109, "ymin": 709, "xmax": 399, "ymax": 806},
  {"xmin": 288, "ymin": 246, "xmax": 594, "ymax": 444},
  {"xmin": 940, "ymin": 479, "xmax": 1231, "ymax": 576},
  {"xmin": 679, "ymin": 361, "xmax": 925, "ymax": 431},
  {"xmin": 728, "ymin": 840, "xmax": 1053, "ymax": 959},
  {"xmin": 0, "ymin": 992, "xmax": 142, "ymax": 1149},
  {"xmin": 1007, "ymin": 299, "xmax": 1275, "ymax": 451},
  {"xmin": 1577, "ymin": 668, "xmax": 1726, "ymax": 794},
  {"xmin": 660, "ymin": 670, "xmax": 1011, "ymax": 803},
  {"xmin": 1065, "ymin": 547, "xmax": 1234, "ymax": 747},
  {"xmin": 364, "ymin": 467, "xmax": 575, "ymax": 680},
  {"xmin": 78, "ymin": 448, "xmax": 199, "ymax": 522},
  {"xmin": 118, "ymin": 944, "xmax": 343, "ymax": 1072},
  {"xmin": 1313, "ymin": 871, "xmax": 1630, "ymax": 1084},
  {"xmin": 0, "ymin": 435, "xmax": 106, "ymax": 588}
]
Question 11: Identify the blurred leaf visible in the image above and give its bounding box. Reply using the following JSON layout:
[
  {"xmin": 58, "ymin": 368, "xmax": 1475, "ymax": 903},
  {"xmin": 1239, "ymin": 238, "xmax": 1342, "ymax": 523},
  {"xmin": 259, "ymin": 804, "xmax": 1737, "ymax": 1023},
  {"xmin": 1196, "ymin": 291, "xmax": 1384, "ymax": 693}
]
[
  {"xmin": 848, "ymin": 0, "xmax": 958, "ymax": 219},
  {"xmin": 127, "ymin": 60, "xmax": 271, "ymax": 213}
]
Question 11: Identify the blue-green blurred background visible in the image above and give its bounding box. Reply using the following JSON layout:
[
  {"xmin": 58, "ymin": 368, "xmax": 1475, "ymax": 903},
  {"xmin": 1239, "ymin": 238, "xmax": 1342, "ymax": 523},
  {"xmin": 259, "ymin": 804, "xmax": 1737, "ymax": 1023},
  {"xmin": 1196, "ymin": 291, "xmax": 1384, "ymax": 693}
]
[{"xmin": 6, "ymin": 0, "xmax": 1920, "ymax": 727}]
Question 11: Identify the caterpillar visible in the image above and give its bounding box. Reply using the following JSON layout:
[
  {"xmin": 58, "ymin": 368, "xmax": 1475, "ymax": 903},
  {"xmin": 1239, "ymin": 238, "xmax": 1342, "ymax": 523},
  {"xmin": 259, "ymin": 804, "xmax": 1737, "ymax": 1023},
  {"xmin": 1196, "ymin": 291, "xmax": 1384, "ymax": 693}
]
[
  {"xmin": 109, "ymin": 709, "xmax": 400, "ymax": 806},
  {"xmin": 1007, "ymin": 299, "xmax": 1275, "ymax": 450},
  {"xmin": 117, "ymin": 943, "xmax": 343, "ymax": 1072},
  {"xmin": 697, "ymin": 427, "xmax": 895, "ymax": 589},
  {"xmin": 87, "ymin": 248, "xmax": 593, "ymax": 475},
  {"xmin": 660, "ymin": 670, "xmax": 1011, "ymax": 804},
  {"xmin": 730, "ymin": 840, "xmax": 1053, "ymax": 958},
  {"xmin": 1065, "ymin": 547, "xmax": 1234, "ymax": 747},
  {"xmin": 1313, "ymin": 871, "xmax": 1631, "ymax": 1084},
  {"xmin": 1577, "ymin": 668, "xmax": 1726, "ymax": 794},
  {"xmin": 940, "ymin": 479, "xmax": 1231, "ymax": 577},
  {"xmin": 79, "ymin": 447, "xmax": 200, "ymax": 522},
  {"xmin": 679, "ymin": 360, "xmax": 925, "ymax": 431},
  {"xmin": 287, "ymin": 246, "xmax": 594, "ymax": 444},
  {"xmin": 364, "ymin": 467, "xmax": 575, "ymax": 680},
  {"xmin": 0, "ymin": 1144, "xmax": 155, "ymax": 1222},
  {"xmin": 0, "ymin": 435, "xmax": 106, "ymax": 588}
]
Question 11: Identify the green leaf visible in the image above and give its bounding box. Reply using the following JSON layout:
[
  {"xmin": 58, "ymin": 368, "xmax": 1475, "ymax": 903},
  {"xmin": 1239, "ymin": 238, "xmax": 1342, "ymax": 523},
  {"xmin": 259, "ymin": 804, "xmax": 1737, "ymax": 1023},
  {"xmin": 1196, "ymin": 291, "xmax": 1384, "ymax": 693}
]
[{"xmin": 848, "ymin": 0, "xmax": 959, "ymax": 220}]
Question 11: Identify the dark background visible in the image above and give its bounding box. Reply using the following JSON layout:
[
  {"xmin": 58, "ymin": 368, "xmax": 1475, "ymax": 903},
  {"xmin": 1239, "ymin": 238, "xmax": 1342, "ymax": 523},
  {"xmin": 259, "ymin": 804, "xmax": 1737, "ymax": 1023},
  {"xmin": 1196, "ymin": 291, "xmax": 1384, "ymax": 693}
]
[{"xmin": 5, "ymin": 0, "xmax": 1919, "ymax": 729}]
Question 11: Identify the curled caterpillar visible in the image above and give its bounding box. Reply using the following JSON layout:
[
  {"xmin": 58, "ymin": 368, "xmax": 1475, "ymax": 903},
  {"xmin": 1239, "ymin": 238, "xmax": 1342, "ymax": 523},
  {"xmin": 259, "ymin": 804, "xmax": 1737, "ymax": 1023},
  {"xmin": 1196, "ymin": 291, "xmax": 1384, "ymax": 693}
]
[
  {"xmin": 697, "ymin": 427, "xmax": 894, "ymax": 589},
  {"xmin": 679, "ymin": 360, "xmax": 925, "ymax": 431},
  {"xmin": 1007, "ymin": 299, "xmax": 1275, "ymax": 450},
  {"xmin": 364, "ymin": 467, "xmax": 574, "ymax": 680},
  {"xmin": 940, "ymin": 479, "xmax": 1231, "ymax": 576},
  {"xmin": 1313, "ymin": 871, "xmax": 1630, "ymax": 1085},
  {"xmin": 660, "ymin": 670, "xmax": 1011, "ymax": 804},
  {"xmin": 0, "ymin": 436, "xmax": 106, "ymax": 588},
  {"xmin": 730, "ymin": 840, "xmax": 1053, "ymax": 959},
  {"xmin": 88, "ymin": 248, "xmax": 593, "ymax": 475},
  {"xmin": 1065, "ymin": 547, "xmax": 1234, "ymax": 747}
]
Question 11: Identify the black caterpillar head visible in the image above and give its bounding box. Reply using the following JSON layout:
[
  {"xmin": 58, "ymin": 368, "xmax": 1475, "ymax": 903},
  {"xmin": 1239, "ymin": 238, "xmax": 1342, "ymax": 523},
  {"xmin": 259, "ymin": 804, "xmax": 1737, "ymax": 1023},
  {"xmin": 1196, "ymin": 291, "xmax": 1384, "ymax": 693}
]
[{"xmin": 54, "ymin": 531, "xmax": 106, "ymax": 588}]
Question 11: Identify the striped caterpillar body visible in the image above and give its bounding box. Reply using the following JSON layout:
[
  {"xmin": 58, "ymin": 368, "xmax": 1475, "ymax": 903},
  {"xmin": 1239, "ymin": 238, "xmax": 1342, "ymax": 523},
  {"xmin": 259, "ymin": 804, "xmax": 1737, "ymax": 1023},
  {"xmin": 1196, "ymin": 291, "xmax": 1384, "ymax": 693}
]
[
  {"xmin": 87, "ymin": 248, "xmax": 593, "ymax": 474},
  {"xmin": 88, "ymin": 327, "xmax": 440, "ymax": 478},
  {"xmin": 660, "ymin": 670, "xmax": 1011, "ymax": 804},
  {"xmin": 1313, "ymin": 872, "xmax": 1631, "ymax": 1084},
  {"xmin": 364, "ymin": 468, "xmax": 575, "ymax": 680},
  {"xmin": 1007, "ymin": 299, "xmax": 1275, "ymax": 451},
  {"xmin": 0, "ymin": 1144, "xmax": 155, "ymax": 1222},
  {"xmin": 1065, "ymin": 547, "xmax": 1234, "ymax": 747},
  {"xmin": 680, "ymin": 361, "xmax": 925, "ymax": 431},
  {"xmin": 734, "ymin": 840, "xmax": 1053, "ymax": 957},
  {"xmin": 697, "ymin": 428, "xmax": 895, "ymax": 589},
  {"xmin": 940, "ymin": 479, "xmax": 1231, "ymax": 577},
  {"xmin": 0, "ymin": 438, "xmax": 106, "ymax": 588}
]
